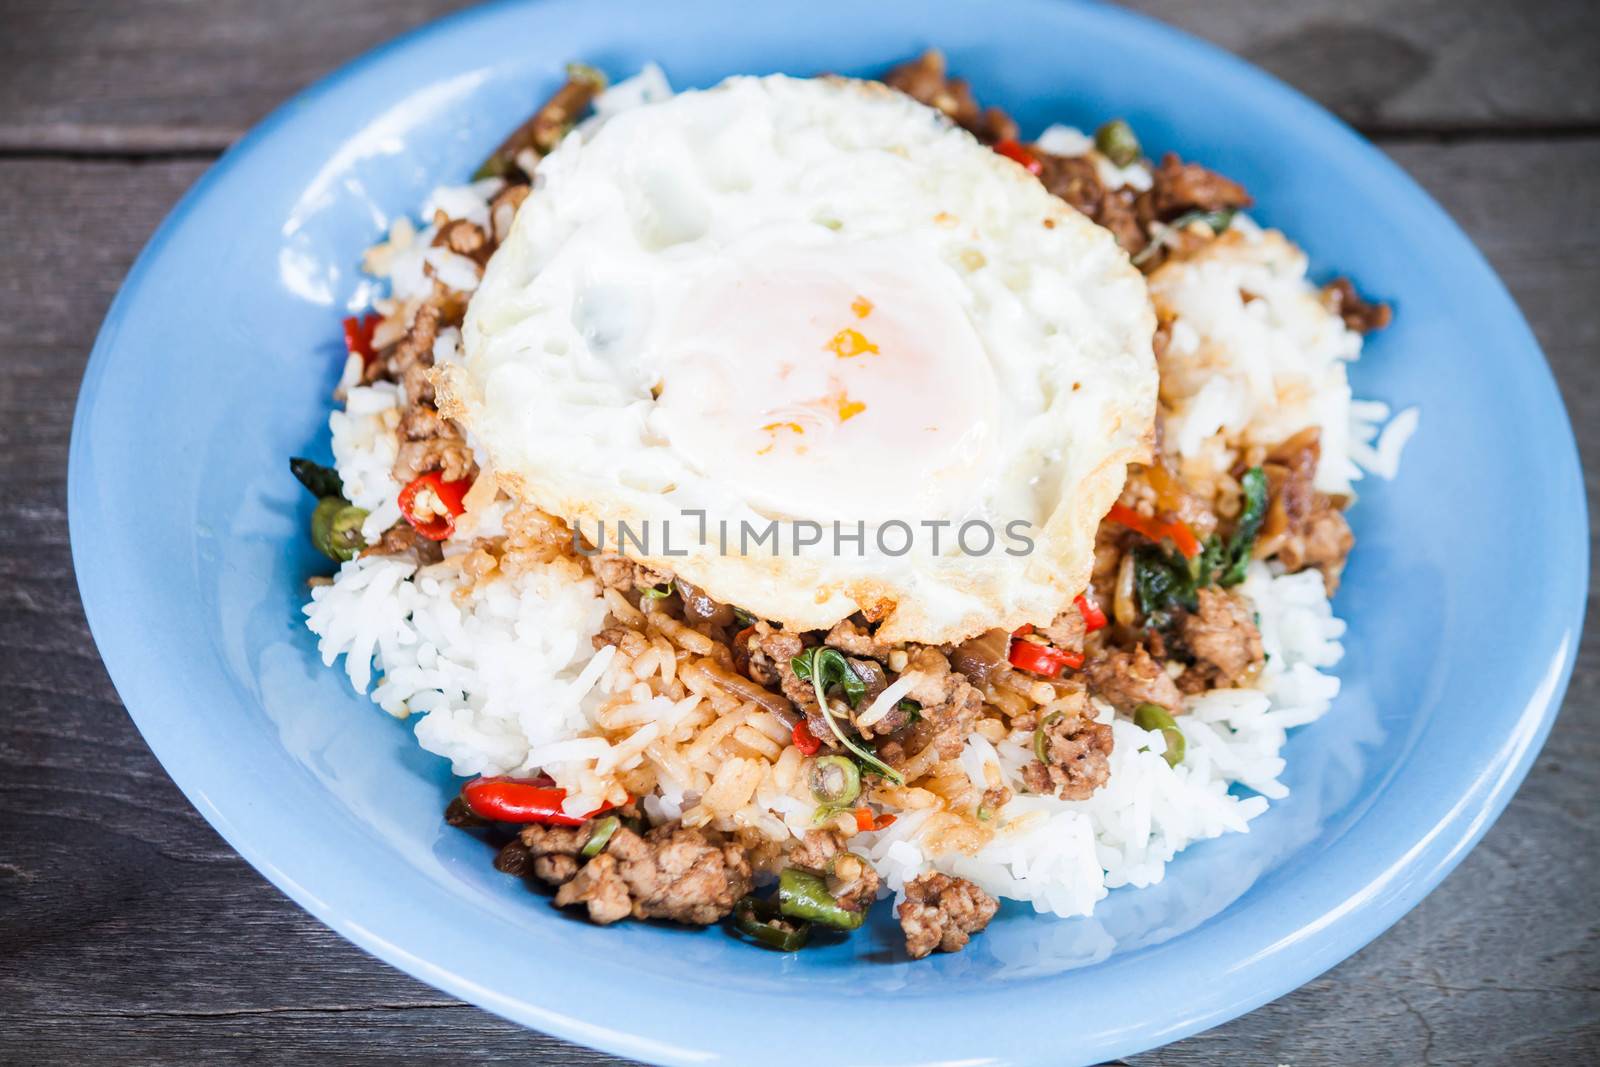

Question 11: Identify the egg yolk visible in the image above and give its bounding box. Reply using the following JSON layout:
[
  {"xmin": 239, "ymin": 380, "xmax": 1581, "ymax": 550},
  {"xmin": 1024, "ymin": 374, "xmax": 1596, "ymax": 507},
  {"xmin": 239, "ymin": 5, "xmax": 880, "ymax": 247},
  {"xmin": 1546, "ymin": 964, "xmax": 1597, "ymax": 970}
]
[{"xmin": 651, "ymin": 242, "xmax": 999, "ymax": 525}]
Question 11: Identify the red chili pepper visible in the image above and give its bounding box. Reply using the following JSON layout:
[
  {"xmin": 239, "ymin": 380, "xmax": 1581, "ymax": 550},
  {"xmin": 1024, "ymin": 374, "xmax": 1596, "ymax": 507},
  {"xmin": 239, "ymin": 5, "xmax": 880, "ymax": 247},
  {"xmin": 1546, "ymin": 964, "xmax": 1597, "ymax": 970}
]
[
  {"xmin": 1012, "ymin": 624, "xmax": 1034, "ymax": 637},
  {"xmin": 398, "ymin": 471, "xmax": 472, "ymax": 541},
  {"xmin": 460, "ymin": 776, "xmax": 617, "ymax": 826},
  {"xmin": 1075, "ymin": 593, "xmax": 1108, "ymax": 633},
  {"xmin": 342, "ymin": 313, "xmax": 381, "ymax": 367},
  {"xmin": 1164, "ymin": 521, "xmax": 1203, "ymax": 560},
  {"xmin": 1008, "ymin": 638, "xmax": 1085, "ymax": 677},
  {"xmin": 873, "ymin": 813, "xmax": 897, "ymax": 831},
  {"xmin": 1107, "ymin": 502, "xmax": 1202, "ymax": 560},
  {"xmin": 792, "ymin": 720, "xmax": 822, "ymax": 756},
  {"xmin": 854, "ymin": 808, "xmax": 876, "ymax": 833},
  {"xmin": 993, "ymin": 138, "xmax": 1043, "ymax": 176}
]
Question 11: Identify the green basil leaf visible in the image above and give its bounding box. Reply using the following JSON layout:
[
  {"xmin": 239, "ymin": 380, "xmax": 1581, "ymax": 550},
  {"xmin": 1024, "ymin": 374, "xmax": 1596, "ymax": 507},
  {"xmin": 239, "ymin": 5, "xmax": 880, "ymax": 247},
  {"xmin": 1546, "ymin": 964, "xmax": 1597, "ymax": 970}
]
[
  {"xmin": 1133, "ymin": 543, "xmax": 1200, "ymax": 631},
  {"xmin": 790, "ymin": 647, "xmax": 902, "ymax": 786},
  {"xmin": 1219, "ymin": 466, "xmax": 1268, "ymax": 587},
  {"xmin": 790, "ymin": 647, "xmax": 866, "ymax": 708}
]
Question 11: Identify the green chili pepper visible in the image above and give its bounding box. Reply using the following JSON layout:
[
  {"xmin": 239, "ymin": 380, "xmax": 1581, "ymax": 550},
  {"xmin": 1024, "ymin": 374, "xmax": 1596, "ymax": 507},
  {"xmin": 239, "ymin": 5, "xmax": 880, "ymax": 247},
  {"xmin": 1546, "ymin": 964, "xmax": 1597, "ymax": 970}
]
[
  {"xmin": 732, "ymin": 896, "xmax": 811, "ymax": 951},
  {"xmin": 640, "ymin": 584, "xmax": 672, "ymax": 600},
  {"xmin": 581, "ymin": 815, "xmax": 621, "ymax": 858},
  {"xmin": 1034, "ymin": 710, "xmax": 1065, "ymax": 764},
  {"xmin": 1094, "ymin": 118, "xmax": 1142, "ymax": 167},
  {"xmin": 732, "ymin": 607, "xmax": 757, "ymax": 627},
  {"xmin": 311, "ymin": 497, "xmax": 368, "ymax": 562},
  {"xmin": 1134, "ymin": 703, "xmax": 1186, "ymax": 767},
  {"xmin": 808, "ymin": 755, "xmax": 861, "ymax": 806},
  {"xmin": 777, "ymin": 867, "xmax": 865, "ymax": 931}
]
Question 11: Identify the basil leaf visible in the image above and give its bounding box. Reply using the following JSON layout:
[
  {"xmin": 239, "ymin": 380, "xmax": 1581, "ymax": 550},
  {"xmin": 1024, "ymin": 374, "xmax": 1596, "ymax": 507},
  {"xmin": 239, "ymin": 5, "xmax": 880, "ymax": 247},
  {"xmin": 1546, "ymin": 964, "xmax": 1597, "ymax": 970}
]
[
  {"xmin": 1133, "ymin": 543, "xmax": 1200, "ymax": 631},
  {"xmin": 1219, "ymin": 466, "xmax": 1268, "ymax": 587},
  {"xmin": 290, "ymin": 457, "xmax": 344, "ymax": 499},
  {"xmin": 790, "ymin": 647, "xmax": 902, "ymax": 786},
  {"xmin": 790, "ymin": 647, "xmax": 866, "ymax": 708},
  {"xmin": 1135, "ymin": 464, "xmax": 1269, "ymax": 625}
]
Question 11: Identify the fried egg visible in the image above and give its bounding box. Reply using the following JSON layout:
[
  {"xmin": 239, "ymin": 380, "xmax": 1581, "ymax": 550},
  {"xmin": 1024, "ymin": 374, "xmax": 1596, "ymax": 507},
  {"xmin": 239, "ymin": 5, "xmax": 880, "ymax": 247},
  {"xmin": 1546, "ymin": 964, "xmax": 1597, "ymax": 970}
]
[{"xmin": 440, "ymin": 74, "xmax": 1156, "ymax": 642}]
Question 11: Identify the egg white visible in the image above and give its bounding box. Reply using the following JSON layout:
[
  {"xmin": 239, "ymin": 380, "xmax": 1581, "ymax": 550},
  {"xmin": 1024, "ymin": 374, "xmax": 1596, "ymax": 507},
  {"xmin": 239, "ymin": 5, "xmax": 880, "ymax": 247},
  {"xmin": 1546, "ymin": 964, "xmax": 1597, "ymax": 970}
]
[{"xmin": 440, "ymin": 74, "xmax": 1156, "ymax": 642}]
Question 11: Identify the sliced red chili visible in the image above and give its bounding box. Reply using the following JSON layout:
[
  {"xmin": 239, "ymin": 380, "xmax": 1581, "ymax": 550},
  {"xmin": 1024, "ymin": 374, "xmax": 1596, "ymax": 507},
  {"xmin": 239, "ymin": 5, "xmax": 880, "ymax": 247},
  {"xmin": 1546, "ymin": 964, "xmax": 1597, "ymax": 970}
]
[
  {"xmin": 342, "ymin": 313, "xmax": 381, "ymax": 367},
  {"xmin": 993, "ymin": 138, "xmax": 1043, "ymax": 176},
  {"xmin": 853, "ymin": 808, "xmax": 875, "ymax": 833},
  {"xmin": 872, "ymin": 813, "xmax": 897, "ymax": 831},
  {"xmin": 1106, "ymin": 502, "xmax": 1202, "ymax": 560},
  {"xmin": 1075, "ymin": 593, "xmax": 1108, "ymax": 633},
  {"xmin": 1163, "ymin": 520, "xmax": 1203, "ymax": 560},
  {"xmin": 459, "ymin": 776, "xmax": 617, "ymax": 826},
  {"xmin": 398, "ymin": 471, "xmax": 472, "ymax": 541},
  {"xmin": 792, "ymin": 720, "xmax": 822, "ymax": 756},
  {"xmin": 1008, "ymin": 638, "xmax": 1085, "ymax": 677},
  {"xmin": 1011, "ymin": 623, "xmax": 1034, "ymax": 637}
]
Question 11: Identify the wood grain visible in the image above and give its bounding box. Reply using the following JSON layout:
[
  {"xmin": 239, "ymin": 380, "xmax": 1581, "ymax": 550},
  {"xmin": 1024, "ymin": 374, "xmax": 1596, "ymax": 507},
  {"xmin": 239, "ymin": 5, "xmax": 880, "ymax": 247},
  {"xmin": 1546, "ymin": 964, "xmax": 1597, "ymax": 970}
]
[
  {"xmin": 0, "ymin": 1, "xmax": 1597, "ymax": 1063},
  {"xmin": 1, "ymin": 0, "xmax": 1597, "ymax": 152},
  {"xmin": 1, "ymin": 137, "xmax": 1595, "ymax": 1065}
]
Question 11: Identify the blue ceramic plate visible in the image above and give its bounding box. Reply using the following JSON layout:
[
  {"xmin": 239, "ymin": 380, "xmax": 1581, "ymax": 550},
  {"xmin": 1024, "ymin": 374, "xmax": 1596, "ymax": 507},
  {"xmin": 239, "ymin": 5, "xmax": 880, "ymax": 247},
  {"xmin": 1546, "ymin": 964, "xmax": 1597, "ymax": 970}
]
[{"xmin": 69, "ymin": 1, "xmax": 1585, "ymax": 1063}]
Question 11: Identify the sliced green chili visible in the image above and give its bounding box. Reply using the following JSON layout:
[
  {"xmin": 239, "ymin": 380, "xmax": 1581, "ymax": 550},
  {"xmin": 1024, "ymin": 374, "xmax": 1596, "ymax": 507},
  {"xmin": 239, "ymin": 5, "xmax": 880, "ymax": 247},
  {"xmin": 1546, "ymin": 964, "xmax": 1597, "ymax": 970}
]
[
  {"xmin": 639, "ymin": 584, "xmax": 672, "ymax": 600},
  {"xmin": 581, "ymin": 815, "xmax": 621, "ymax": 858},
  {"xmin": 1094, "ymin": 118, "xmax": 1142, "ymax": 167},
  {"xmin": 311, "ymin": 497, "xmax": 368, "ymax": 562},
  {"xmin": 1134, "ymin": 702, "xmax": 1186, "ymax": 767},
  {"xmin": 777, "ymin": 867, "xmax": 865, "ymax": 931},
  {"xmin": 808, "ymin": 755, "xmax": 861, "ymax": 806},
  {"xmin": 1034, "ymin": 710, "xmax": 1065, "ymax": 764},
  {"xmin": 732, "ymin": 896, "xmax": 811, "ymax": 951}
]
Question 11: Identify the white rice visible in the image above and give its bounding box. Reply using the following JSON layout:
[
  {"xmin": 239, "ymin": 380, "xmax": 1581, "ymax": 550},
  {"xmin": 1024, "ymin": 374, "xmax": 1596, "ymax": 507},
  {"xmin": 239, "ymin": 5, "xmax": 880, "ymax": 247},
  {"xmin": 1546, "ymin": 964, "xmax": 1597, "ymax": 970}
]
[
  {"xmin": 857, "ymin": 561, "xmax": 1343, "ymax": 915},
  {"xmin": 302, "ymin": 73, "xmax": 1413, "ymax": 919},
  {"xmin": 330, "ymin": 382, "xmax": 405, "ymax": 541},
  {"xmin": 306, "ymin": 553, "xmax": 610, "ymax": 778}
]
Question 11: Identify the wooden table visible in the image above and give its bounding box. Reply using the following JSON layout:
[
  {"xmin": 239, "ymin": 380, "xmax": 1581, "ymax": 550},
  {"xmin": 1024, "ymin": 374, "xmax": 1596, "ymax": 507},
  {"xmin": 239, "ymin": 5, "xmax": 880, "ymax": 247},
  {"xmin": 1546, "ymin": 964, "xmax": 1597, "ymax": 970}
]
[{"xmin": 3, "ymin": 2, "xmax": 1596, "ymax": 1062}]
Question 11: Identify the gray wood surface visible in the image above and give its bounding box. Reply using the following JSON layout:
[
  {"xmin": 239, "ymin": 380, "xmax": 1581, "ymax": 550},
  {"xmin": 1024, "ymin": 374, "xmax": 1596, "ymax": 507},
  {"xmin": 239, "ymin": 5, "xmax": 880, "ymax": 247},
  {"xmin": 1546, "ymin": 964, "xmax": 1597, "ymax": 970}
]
[
  {"xmin": 4, "ymin": 0, "xmax": 1599, "ymax": 151},
  {"xmin": 0, "ymin": 1, "xmax": 1596, "ymax": 1064}
]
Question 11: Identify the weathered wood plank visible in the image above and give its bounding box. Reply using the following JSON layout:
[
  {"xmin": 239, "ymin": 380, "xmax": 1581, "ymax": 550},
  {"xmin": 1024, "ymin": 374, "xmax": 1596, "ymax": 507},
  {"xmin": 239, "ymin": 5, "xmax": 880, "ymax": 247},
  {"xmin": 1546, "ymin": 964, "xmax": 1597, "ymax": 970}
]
[
  {"xmin": 1144, "ymin": 0, "xmax": 1600, "ymax": 135},
  {"xmin": 0, "ymin": 0, "xmax": 474, "ymax": 152},
  {"xmin": 0, "ymin": 134, "xmax": 1596, "ymax": 1064},
  {"xmin": 1, "ymin": 0, "xmax": 1597, "ymax": 153}
]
